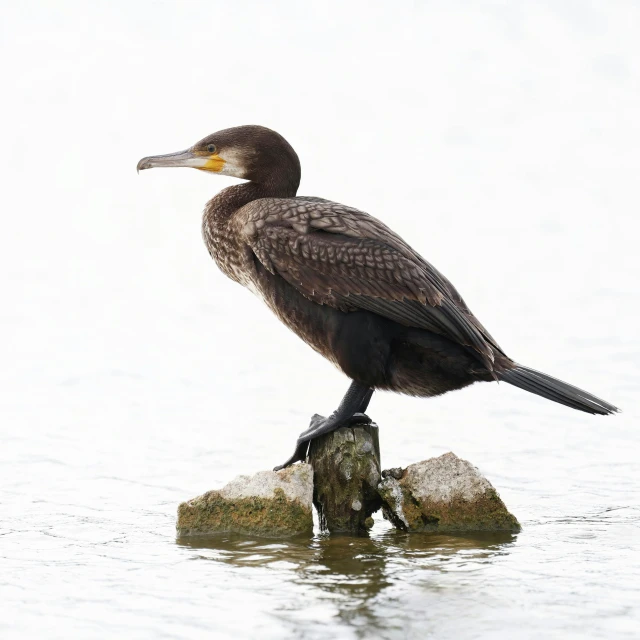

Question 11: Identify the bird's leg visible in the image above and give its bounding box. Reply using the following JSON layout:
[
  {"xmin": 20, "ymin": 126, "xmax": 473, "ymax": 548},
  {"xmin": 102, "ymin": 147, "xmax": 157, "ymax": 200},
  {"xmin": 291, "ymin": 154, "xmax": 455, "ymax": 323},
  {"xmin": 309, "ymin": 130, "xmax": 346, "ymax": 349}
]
[
  {"xmin": 274, "ymin": 381, "xmax": 374, "ymax": 471},
  {"xmin": 358, "ymin": 387, "xmax": 374, "ymax": 414},
  {"xmin": 305, "ymin": 386, "xmax": 374, "ymax": 433}
]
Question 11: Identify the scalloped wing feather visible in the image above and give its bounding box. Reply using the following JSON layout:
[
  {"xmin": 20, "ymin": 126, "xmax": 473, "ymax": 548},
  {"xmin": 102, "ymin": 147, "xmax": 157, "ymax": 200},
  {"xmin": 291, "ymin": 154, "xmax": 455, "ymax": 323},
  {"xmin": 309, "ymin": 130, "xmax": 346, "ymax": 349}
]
[{"xmin": 237, "ymin": 197, "xmax": 503, "ymax": 371}]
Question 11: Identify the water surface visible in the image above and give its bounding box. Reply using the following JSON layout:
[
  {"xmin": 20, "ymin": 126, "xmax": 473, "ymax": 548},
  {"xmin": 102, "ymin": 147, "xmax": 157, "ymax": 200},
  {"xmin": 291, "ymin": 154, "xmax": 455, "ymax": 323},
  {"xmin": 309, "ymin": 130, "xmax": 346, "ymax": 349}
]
[{"xmin": 1, "ymin": 2, "xmax": 639, "ymax": 638}]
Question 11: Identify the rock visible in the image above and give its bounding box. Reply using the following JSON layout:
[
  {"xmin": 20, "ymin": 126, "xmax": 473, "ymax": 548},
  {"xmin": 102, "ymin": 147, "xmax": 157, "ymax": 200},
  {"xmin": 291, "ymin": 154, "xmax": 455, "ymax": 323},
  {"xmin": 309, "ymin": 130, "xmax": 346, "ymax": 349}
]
[
  {"xmin": 176, "ymin": 464, "xmax": 314, "ymax": 538},
  {"xmin": 308, "ymin": 423, "xmax": 382, "ymax": 533},
  {"xmin": 379, "ymin": 452, "xmax": 520, "ymax": 532}
]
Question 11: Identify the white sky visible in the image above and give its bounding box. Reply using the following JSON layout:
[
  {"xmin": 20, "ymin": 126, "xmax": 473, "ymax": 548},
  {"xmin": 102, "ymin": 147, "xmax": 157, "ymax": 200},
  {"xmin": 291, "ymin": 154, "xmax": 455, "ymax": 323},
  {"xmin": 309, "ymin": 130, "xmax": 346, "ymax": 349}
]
[
  {"xmin": 0, "ymin": 1, "xmax": 638, "ymax": 471},
  {"xmin": 1, "ymin": 7, "xmax": 639, "ymax": 636}
]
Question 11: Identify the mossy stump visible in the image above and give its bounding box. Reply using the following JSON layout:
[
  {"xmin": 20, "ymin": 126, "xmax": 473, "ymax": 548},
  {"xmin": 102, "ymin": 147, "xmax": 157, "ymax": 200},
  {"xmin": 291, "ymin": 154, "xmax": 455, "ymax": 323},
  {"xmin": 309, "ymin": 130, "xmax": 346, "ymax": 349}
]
[{"xmin": 308, "ymin": 422, "xmax": 382, "ymax": 534}]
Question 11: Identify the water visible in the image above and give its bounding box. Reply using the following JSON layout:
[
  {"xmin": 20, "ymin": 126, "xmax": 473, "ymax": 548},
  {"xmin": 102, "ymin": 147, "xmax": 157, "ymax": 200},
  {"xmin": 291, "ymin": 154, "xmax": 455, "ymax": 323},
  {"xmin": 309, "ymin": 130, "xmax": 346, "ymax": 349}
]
[
  {"xmin": 1, "ymin": 2, "xmax": 639, "ymax": 638},
  {"xmin": 2, "ymin": 401, "xmax": 637, "ymax": 640}
]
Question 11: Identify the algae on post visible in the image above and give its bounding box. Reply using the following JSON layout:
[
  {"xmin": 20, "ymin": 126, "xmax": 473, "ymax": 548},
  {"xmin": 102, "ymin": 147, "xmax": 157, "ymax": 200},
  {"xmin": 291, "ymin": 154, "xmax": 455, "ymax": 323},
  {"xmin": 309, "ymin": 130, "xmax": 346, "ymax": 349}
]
[{"xmin": 309, "ymin": 424, "xmax": 382, "ymax": 533}]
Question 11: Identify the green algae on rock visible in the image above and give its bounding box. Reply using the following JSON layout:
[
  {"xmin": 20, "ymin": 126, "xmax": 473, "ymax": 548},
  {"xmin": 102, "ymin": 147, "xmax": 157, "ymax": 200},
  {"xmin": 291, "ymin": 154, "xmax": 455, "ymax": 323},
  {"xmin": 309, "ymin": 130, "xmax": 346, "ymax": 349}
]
[
  {"xmin": 379, "ymin": 452, "xmax": 520, "ymax": 533},
  {"xmin": 177, "ymin": 464, "xmax": 314, "ymax": 538}
]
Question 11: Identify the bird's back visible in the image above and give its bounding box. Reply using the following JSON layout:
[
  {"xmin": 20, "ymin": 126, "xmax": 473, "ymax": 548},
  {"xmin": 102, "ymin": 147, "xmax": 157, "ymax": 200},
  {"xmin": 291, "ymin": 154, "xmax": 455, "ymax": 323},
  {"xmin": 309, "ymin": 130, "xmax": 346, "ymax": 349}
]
[{"xmin": 234, "ymin": 195, "xmax": 507, "ymax": 372}]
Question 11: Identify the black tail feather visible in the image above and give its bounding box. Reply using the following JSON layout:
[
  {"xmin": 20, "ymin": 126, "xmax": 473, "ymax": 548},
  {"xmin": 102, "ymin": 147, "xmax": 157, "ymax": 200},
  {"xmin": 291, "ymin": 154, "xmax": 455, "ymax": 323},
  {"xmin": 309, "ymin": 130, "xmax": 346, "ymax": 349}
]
[{"xmin": 498, "ymin": 364, "xmax": 619, "ymax": 416}]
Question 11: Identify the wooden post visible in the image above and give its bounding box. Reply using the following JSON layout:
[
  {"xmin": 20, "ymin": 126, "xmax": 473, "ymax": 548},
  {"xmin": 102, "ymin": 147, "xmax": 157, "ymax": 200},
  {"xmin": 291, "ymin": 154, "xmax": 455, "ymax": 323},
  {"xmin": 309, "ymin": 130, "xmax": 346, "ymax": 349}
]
[{"xmin": 308, "ymin": 423, "xmax": 382, "ymax": 533}]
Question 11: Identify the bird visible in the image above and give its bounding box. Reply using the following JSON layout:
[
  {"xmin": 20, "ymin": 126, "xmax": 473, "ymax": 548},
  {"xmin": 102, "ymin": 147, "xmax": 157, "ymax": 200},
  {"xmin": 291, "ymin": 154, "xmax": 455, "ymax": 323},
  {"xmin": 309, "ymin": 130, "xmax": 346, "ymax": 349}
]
[{"xmin": 137, "ymin": 124, "xmax": 619, "ymax": 469}]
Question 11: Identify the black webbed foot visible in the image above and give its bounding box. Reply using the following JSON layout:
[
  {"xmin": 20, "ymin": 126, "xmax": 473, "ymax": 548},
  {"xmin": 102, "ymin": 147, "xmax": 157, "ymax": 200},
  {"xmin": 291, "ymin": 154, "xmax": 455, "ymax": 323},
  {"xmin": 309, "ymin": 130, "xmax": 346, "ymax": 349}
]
[
  {"xmin": 273, "ymin": 440, "xmax": 309, "ymax": 472},
  {"xmin": 273, "ymin": 380, "xmax": 374, "ymax": 471},
  {"xmin": 306, "ymin": 412, "xmax": 372, "ymax": 432},
  {"xmin": 347, "ymin": 412, "xmax": 372, "ymax": 426},
  {"xmin": 273, "ymin": 412, "xmax": 373, "ymax": 471}
]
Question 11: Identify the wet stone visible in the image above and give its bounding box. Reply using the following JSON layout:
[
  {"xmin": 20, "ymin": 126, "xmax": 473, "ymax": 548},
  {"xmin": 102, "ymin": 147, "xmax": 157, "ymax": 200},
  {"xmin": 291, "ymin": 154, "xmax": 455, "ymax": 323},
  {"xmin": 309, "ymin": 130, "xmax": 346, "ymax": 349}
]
[
  {"xmin": 379, "ymin": 452, "xmax": 520, "ymax": 533},
  {"xmin": 176, "ymin": 464, "xmax": 314, "ymax": 538},
  {"xmin": 382, "ymin": 467, "xmax": 404, "ymax": 480}
]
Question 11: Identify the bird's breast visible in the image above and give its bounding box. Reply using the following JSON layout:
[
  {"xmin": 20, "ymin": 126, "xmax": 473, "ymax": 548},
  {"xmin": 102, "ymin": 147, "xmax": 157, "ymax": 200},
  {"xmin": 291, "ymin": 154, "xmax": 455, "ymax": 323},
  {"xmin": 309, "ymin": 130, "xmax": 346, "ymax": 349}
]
[
  {"xmin": 245, "ymin": 264, "xmax": 343, "ymax": 369},
  {"xmin": 202, "ymin": 214, "xmax": 333, "ymax": 362},
  {"xmin": 202, "ymin": 215, "xmax": 247, "ymax": 286}
]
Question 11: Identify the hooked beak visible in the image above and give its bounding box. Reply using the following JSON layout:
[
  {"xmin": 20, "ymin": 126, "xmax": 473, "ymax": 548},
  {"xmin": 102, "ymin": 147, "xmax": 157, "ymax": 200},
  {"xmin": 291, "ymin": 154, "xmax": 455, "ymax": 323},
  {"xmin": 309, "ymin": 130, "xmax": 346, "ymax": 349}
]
[{"xmin": 136, "ymin": 148, "xmax": 225, "ymax": 173}]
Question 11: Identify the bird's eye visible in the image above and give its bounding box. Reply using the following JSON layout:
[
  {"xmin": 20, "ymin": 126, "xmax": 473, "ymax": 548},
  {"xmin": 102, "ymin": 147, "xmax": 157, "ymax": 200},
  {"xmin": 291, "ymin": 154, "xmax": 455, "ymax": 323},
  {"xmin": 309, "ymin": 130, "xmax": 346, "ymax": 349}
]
[{"xmin": 207, "ymin": 144, "xmax": 216, "ymax": 153}]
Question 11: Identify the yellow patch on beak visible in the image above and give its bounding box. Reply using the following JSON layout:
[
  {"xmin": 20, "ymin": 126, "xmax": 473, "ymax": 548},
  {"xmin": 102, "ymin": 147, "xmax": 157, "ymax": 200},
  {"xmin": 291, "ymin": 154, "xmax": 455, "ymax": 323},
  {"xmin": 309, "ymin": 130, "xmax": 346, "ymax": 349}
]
[{"xmin": 199, "ymin": 153, "xmax": 226, "ymax": 173}]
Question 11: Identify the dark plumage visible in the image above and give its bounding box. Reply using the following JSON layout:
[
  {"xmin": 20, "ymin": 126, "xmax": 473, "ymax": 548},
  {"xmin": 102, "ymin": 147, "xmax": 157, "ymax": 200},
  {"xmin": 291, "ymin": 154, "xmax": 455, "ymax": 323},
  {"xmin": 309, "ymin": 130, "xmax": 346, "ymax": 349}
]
[{"xmin": 137, "ymin": 125, "xmax": 619, "ymax": 469}]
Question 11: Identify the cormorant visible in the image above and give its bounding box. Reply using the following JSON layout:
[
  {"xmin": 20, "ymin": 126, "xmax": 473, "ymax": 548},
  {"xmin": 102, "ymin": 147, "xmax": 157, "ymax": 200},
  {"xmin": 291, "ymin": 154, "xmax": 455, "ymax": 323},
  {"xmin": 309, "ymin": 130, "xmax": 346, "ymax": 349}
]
[{"xmin": 137, "ymin": 125, "xmax": 618, "ymax": 469}]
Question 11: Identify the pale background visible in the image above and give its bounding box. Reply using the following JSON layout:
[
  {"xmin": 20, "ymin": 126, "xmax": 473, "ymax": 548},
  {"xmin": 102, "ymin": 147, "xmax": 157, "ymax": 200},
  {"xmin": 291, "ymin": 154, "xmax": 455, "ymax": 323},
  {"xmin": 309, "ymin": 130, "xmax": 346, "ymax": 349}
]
[{"xmin": 1, "ymin": 2, "xmax": 638, "ymax": 639}]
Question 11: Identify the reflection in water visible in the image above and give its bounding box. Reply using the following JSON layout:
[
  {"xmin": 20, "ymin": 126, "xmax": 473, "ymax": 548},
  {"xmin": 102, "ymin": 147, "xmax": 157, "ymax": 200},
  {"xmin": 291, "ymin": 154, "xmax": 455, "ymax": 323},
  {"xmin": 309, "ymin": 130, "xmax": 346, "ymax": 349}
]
[{"xmin": 178, "ymin": 526, "xmax": 517, "ymax": 638}]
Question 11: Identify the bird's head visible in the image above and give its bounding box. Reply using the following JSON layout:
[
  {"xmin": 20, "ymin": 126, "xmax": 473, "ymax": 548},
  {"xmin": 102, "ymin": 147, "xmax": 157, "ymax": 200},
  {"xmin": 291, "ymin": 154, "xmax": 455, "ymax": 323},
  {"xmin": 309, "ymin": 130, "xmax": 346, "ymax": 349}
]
[{"xmin": 137, "ymin": 125, "xmax": 300, "ymax": 192}]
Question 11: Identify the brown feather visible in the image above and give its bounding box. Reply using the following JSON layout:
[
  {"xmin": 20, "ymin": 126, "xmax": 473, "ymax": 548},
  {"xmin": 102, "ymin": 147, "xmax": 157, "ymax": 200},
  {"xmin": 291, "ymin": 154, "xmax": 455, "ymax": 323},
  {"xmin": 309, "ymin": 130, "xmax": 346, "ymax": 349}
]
[{"xmin": 238, "ymin": 197, "xmax": 500, "ymax": 370}]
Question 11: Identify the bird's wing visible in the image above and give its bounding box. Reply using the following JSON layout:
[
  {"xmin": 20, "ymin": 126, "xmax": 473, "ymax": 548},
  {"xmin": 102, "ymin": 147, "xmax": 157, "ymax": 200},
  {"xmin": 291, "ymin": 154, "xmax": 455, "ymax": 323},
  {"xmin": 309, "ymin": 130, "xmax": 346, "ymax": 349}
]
[{"xmin": 238, "ymin": 197, "xmax": 504, "ymax": 370}]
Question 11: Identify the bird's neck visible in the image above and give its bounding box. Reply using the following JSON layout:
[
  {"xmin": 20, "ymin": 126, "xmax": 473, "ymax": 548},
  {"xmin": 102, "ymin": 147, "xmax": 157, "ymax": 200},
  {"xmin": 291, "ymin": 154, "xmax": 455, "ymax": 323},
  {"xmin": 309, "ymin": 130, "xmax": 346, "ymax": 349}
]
[
  {"xmin": 205, "ymin": 179, "xmax": 298, "ymax": 226},
  {"xmin": 202, "ymin": 179, "xmax": 298, "ymax": 283}
]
